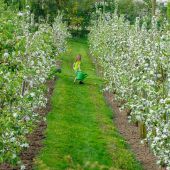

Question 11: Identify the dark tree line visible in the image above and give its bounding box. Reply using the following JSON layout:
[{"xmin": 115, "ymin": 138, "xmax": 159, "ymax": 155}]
[{"xmin": 3, "ymin": 0, "xmax": 170, "ymax": 36}]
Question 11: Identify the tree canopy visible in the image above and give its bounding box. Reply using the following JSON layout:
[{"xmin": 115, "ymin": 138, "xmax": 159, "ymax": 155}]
[{"xmin": 4, "ymin": 0, "xmax": 169, "ymax": 36}]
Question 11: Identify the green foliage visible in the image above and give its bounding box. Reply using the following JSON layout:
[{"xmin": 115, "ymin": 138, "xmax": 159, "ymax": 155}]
[
  {"xmin": 64, "ymin": 1, "xmax": 96, "ymax": 36},
  {"xmin": 4, "ymin": 0, "xmax": 96, "ymax": 36},
  {"xmin": 4, "ymin": 0, "xmax": 169, "ymax": 36},
  {"xmin": 118, "ymin": 0, "xmax": 140, "ymax": 23}
]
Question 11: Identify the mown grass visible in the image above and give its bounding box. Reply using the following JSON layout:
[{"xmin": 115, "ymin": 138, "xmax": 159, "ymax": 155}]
[{"xmin": 34, "ymin": 38, "xmax": 143, "ymax": 170}]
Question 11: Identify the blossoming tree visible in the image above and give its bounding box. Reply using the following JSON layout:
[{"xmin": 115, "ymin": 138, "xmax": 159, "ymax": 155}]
[
  {"xmin": 89, "ymin": 10, "xmax": 170, "ymax": 168},
  {"xmin": 0, "ymin": 1, "xmax": 69, "ymax": 167}
]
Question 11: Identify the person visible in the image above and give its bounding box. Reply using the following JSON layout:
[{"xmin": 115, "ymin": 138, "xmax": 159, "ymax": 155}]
[{"xmin": 73, "ymin": 54, "xmax": 84, "ymax": 84}]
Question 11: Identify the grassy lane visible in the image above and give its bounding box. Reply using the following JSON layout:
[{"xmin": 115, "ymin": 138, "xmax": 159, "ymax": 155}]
[{"xmin": 34, "ymin": 39, "xmax": 143, "ymax": 170}]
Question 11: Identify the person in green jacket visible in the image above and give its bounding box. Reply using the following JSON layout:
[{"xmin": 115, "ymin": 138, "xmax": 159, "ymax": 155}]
[{"xmin": 73, "ymin": 54, "xmax": 84, "ymax": 84}]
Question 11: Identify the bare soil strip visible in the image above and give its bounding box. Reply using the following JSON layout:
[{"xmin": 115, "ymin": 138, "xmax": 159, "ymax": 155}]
[{"xmin": 104, "ymin": 92, "xmax": 165, "ymax": 170}]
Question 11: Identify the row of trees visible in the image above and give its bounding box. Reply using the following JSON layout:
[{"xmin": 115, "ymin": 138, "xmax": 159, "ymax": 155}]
[
  {"xmin": 0, "ymin": 1, "xmax": 69, "ymax": 167},
  {"xmin": 89, "ymin": 10, "xmax": 170, "ymax": 169}
]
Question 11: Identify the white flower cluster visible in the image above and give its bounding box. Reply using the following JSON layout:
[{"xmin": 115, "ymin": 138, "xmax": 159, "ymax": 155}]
[
  {"xmin": 0, "ymin": 2, "xmax": 69, "ymax": 166},
  {"xmin": 89, "ymin": 11, "xmax": 170, "ymax": 168}
]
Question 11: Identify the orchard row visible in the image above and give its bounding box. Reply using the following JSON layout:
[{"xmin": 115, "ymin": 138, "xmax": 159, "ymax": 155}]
[
  {"xmin": 0, "ymin": 2, "xmax": 69, "ymax": 167},
  {"xmin": 89, "ymin": 11, "xmax": 170, "ymax": 169}
]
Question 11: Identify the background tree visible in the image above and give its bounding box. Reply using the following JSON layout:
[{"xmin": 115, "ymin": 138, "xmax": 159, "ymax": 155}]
[
  {"xmin": 167, "ymin": 1, "xmax": 170, "ymax": 21},
  {"xmin": 4, "ymin": 0, "xmax": 169, "ymax": 36},
  {"xmin": 118, "ymin": 0, "xmax": 143, "ymax": 23}
]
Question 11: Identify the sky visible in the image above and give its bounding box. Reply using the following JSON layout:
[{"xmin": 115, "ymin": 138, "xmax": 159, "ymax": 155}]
[
  {"xmin": 137, "ymin": 0, "xmax": 168, "ymax": 4},
  {"xmin": 137, "ymin": 0, "xmax": 168, "ymax": 2},
  {"xmin": 157, "ymin": 0, "xmax": 167, "ymax": 2}
]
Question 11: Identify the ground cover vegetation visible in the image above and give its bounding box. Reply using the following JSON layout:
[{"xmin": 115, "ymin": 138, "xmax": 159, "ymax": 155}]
[{"xmin": 34, "ymin": 39, "xmax": 143, "ymax": 170}]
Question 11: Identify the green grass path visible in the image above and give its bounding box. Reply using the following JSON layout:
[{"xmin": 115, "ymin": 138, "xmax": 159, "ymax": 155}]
[{"xmin": 34, "ymin": 39, "xmax": 143, "ymax": 170}]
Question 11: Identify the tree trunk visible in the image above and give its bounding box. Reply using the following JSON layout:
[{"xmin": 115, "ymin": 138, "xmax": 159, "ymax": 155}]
[
  {"xmin": 103, "ymin": 0, "xmax": 106, "ymax": 13},
  {"xmin": 57, "ymin": 0, "xmax": 62, "ymax": 9},
  {"xmin": 152, "ymin": 0, "xmax": 156, "ymax": 16},
  {"xmin": 21, "ymin": 80, "xmax": 26, "ymax": 96}
]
